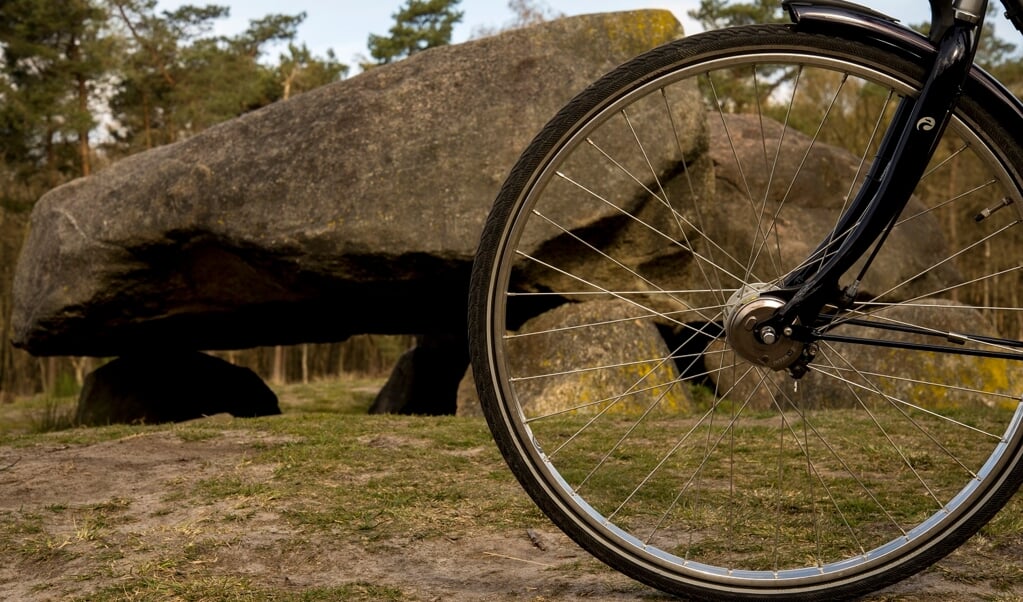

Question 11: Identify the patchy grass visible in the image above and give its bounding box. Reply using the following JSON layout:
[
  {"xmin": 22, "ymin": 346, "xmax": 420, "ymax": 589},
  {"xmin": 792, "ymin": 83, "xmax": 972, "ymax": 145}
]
[
  {"xmin": 0, "ymin": 379, "xmax": 1020, "ymax": 600},
  {"xmin": 273, "ymin": 377, "xmax": 383, "ymax": 415},
  {"xmin": 0, "ymin": 376, "xmax": 378, "ymax": 440},
  {"xmin": 0, "ymin": 394, "xmax": 78, "ymax": 435}
]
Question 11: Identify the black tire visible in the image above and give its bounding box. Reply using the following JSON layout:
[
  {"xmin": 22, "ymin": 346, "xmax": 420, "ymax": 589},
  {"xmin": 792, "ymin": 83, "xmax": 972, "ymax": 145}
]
[{"xmin": 469, "ymin": 23, "xmax": 1023, "ymax": 601}]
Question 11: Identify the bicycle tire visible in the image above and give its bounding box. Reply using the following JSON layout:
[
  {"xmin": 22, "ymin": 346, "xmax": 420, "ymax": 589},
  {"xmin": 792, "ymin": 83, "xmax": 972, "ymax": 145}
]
[{"xmin": 469, "ymin": 23, "xmax": 1023, "ymax": 600}]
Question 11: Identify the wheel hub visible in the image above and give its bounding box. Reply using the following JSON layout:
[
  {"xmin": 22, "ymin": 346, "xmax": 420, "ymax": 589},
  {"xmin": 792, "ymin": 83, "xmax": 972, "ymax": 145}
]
[{"xmin": 724, "ymin": 284, "xmax": 804, "ymax": 371}]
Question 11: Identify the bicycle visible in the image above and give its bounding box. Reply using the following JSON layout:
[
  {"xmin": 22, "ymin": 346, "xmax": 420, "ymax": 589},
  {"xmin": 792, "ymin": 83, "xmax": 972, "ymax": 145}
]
[{"xmin": 468, "ymin": 0, "xmax": 1023, "ymax": 599}]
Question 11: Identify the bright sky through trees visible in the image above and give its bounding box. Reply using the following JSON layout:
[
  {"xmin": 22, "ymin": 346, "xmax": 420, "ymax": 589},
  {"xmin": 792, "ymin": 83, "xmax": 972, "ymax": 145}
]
[{"xmin": 155, "ymin": 1, "xmax": 988, "ymax": 72}]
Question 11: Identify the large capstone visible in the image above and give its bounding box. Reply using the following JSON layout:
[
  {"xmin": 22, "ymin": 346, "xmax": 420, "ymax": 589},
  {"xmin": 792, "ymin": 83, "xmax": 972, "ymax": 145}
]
[{"xmin": 11, "ymin": 11, "xmax": 686, "ymax": 357}]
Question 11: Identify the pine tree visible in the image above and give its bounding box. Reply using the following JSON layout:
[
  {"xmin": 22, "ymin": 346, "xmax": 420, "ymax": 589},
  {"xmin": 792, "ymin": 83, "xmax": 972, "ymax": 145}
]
[
  {"xmin": 366, "ymin": 0, "xmax": 464, "ymax": 65},
  {"xmin": 0, "ymin": 0, "xmax": 109, "ymax": 187},
  {"xmin": 107, "ymin": 2, "xmax": 345, "ymax": 155}
]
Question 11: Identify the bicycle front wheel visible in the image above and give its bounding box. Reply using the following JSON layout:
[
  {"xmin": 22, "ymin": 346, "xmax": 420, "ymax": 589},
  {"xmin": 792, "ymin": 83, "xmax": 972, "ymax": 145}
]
[{"xmin": 469, "ymin": 24, "xmax": 1023, "ymax": 600}]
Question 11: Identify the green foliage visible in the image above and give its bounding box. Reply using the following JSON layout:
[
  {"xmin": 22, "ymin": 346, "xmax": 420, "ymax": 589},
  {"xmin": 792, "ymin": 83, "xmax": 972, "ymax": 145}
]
[
  {"xmin": 0, "ymin": 3, "xmax": 351, "ymax": 398},
  {"xmin": 977, "ymin": 6, "xmax": 1023, "ymax": 94},
  {"xmin": 691, "ymin": 0, "xmax": 1023, "ymax": 96},
  {"xmin": 232, "ymin": 12, "xmax": 305, "ymax": 57},
  {"xmin": 105, "ymin": 2, "xmax": 344, "ymax": 156},
  {"xmin": 695, "ymin": 1, "xmax": 1023, "ymax": 112},
  {"xmin": 276, "ymin": 43, "xmax": 349, "ymax": 100},
  {"xmin": 687, "ymin": 0, "xmax": 786, "ymax": 30},
  {"xmin": 0, "ymin": 0, "xmax": 349, "ymax": 194},
  {"xmin": 366, "ymin": 0, "xmax": 464, "ymax": 66},
  {"xmin": 0, "ymin": 0, "xmax": 110, "ymax": 186}
]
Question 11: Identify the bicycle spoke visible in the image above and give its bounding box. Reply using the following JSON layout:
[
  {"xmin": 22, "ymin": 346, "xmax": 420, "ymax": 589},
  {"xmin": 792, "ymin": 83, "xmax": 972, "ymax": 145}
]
[
  {"xmin": 473, "ymin": 29, "xmax": 1023, "ymax": 599},
  {"xmin": 553, "ymin": 169, "xmax": 757, "ymax": 287},
  {"xmin": 807, "ymin": 361, "xmax": 1006, "ymax": 440}
]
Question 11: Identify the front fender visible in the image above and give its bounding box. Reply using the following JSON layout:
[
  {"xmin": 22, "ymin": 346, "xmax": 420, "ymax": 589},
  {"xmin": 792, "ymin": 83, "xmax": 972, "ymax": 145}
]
[
  {"xmin": 784, "ymin": 0, "xmax": 1023, "ymax": 189},
  {"xmin": 784, "ymin": 0, "xmax": 955, "ymax": 42}
]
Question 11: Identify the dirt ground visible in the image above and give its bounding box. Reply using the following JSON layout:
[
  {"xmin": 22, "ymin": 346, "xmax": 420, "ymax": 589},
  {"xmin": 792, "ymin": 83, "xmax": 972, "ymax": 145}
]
[{"xmin": 0, "ymin": 423, "xmax": 1020, "ymax": 601}]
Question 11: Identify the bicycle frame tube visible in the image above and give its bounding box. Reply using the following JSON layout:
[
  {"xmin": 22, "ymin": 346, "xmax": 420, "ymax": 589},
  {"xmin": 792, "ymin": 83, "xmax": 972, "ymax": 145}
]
[
  {"xmin": 770, "ymin": 0, "xmax": 989, "ymax": 345},
  {"xmin": 1003, "ymin": 0, "xmax": 1023, "ymax": 34}
]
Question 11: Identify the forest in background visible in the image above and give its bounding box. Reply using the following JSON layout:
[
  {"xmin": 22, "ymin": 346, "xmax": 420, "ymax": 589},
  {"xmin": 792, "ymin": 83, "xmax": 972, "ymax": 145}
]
[
  {"xmin": 1, "ymin": 0, "xmax": 1021, "ymax": 399},
  {"xmin": 0, "ymin": 0, "xmax": 558, "ymax": 398}
]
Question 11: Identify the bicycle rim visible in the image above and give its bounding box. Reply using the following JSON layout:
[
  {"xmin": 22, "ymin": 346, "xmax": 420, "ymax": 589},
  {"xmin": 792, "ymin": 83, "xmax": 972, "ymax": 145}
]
[{"xmin": 471, "ymin": 25, "xmax": 1023, "ymax": 600}]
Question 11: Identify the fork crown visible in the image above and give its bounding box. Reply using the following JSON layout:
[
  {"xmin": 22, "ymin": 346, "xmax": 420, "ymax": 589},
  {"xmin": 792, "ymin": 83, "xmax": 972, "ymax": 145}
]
[{"xmin": 767, "ymin": 0, "xmax": 987, "ymax": 355}]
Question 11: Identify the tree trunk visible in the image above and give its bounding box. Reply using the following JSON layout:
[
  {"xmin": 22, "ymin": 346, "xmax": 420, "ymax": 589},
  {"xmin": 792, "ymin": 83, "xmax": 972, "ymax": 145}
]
[
  {"xmin": 70, "ymin": 356, "xmax": 92, "ymax": 387},
  {"xmin": 283, "ymin": 67, "xmax": 297, "ymax": 101},
  {"xmin": 68, "ymin": 30, "xmax": 92, "ymax": 177},
  {"xmin": 143, "ymin": 92, "xmax": 153, "ymax": 149},
  {"xmin": 272, "ymin": 345, "xmax": 285, "ymax": 385},
  {"xmin": 77, "ymin": 72, "xmax": 92, "ymax": 177},
  {"xmin": 45, "ymin": 123, "xmax": 59, "ymax": 186},
  {"xmin": 38, "ymin": 357, "xmax": 58, "ymax": 396}
]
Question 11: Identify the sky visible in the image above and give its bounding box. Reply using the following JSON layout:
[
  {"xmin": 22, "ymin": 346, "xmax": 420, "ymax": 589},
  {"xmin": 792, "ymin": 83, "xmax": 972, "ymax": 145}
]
[{"xmin": 150, "ymin": 1, "xmax": 978, "ymax": 71}]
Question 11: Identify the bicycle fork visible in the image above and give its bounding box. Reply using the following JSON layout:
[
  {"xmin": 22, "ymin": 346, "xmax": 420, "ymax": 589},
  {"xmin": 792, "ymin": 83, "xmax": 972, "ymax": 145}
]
[{"xmin": 726, "ymin": 0, "xmax": 989, "ymax": 378}]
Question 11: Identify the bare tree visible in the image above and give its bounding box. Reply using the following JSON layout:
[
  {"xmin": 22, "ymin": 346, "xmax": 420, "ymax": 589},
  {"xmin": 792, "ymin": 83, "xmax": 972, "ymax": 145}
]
[
  {"xmin": 507, "ymin": 0, "xmax": 560, "ymax": 28},
  {"xmin": 471, "ymin": 0, "xmax": 562, "ymax": 38}
]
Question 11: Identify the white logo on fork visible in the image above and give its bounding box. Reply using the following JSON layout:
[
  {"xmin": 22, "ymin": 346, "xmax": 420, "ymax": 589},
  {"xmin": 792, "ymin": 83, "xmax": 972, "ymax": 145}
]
[{"xmin": 917, "ymin": 116, "xmax": 937, "ymax": 131}]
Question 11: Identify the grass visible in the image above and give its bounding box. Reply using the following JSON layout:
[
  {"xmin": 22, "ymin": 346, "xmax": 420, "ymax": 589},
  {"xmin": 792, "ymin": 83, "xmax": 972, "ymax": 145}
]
[
  {"xmin": 0, "ymin": 376, "xmax": 383, "ymax": 441},
  {"xmin": 518, "ymin": 397, "xmax": 1023, "ymax": 575},
  {"xmin": 0, "ymin": 378, "xmax": 571, "ymax": 601},
  {"xmin": 0, "ymin": 378, "xmax": 1022, "ymax": 600},
  {"xmin": 0, "ymin": 394, "xmax": 78, "ymax": 435}
]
